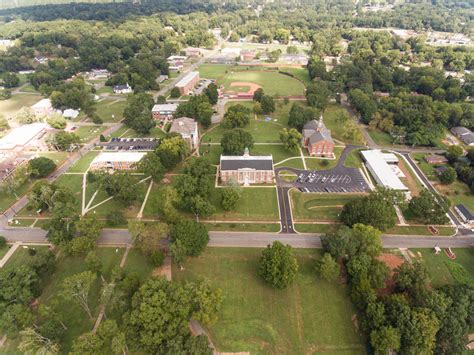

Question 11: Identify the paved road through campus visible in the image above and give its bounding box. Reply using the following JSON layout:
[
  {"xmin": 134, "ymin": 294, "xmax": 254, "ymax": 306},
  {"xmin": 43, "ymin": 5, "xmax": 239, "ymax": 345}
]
[{"xmin": 1, "ymin": 226, "xmax": 473, "ymax": 249}]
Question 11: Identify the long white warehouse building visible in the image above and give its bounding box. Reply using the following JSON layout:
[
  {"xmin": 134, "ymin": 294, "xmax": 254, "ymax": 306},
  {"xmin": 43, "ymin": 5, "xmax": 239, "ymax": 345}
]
[{"xmin": 360, "ymin": 150, "xmax": 408, "ymax": 192}]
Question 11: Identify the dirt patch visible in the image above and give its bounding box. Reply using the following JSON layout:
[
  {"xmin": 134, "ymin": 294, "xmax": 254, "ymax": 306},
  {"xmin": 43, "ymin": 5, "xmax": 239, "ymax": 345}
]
[
  {"xmin": 377, "ymin": 253, "xmax": 405, "ymax": 295},
  {"xmin": 226, "ymin": 81, "xmax": 262, "ymax": 95}
]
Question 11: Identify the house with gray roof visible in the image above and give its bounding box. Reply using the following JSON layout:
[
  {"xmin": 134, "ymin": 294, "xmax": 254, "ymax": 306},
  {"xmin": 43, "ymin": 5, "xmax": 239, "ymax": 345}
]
[
  {"xmin": 219, "ymin": 148, "xmax": 274, "ymax": 186},
  {"xmin": 302, "ymin": 116, "xmax": 335, "ymax": 156},
  {"xmin": 451, "ymin": 126, "xmax": 474, "ymax": 146}
]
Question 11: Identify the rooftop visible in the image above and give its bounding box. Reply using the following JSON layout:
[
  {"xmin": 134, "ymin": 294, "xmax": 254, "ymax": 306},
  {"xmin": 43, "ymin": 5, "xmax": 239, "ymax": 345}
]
[
  {"xmin": 31, "ymin": 98, "xmax": 52, "ymax": 110},
  {"xmin": 152, "ymin": 103, "xmax": 178, "ymax": 112},
  {"xmin": 455, "ymin": 204, "xmax": 474, "ymax": 220},
  {"xmin": 0, "ymin": 123, "xmax": 48, "ymax": 150},
  {"xmin": 175, "ymin": 71, "xmax": 199, "ymax": 88},
  {"xmin": 220, "ymin": 153, "xmax": 273, "ymax": 171},
  {"xmin": 361, "ymin": 149, "xmax": 408, "ymax": 191},
  {"xmin": 302, "ymin": 117, "xmax": 334, "ymax": 145},
  {"xmin": 169, "ymin": 117, "xmax": 197, "ymax": 135},
  {"xmin": 91, "ymin": 152, "xmax": 146, "ymax": 164}
]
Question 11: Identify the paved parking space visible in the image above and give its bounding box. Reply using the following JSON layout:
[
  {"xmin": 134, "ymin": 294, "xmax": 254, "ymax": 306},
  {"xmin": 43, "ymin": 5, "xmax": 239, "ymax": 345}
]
[{"xmin": 295, "ymin": 169, "xmax": 370, "ymax": 193}]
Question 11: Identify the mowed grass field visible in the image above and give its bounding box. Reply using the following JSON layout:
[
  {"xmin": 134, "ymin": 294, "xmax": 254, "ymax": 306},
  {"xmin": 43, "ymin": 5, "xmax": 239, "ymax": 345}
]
[
  {"xmin": 198, "ymin": 64, "xmax": 306, "ymax": 96},
  {"xmin": 290, "ymin": 191, "xmax": 363, "ymax": 222},
  {"xmin": 222, "ymin": 70, "xmax": 306, "ymax": 96},
  {"xmin": 409, "ymin": 248, "xmax": 474, "ymax": 288},
  {"xmin": 94, "ymin": 99, "xmax": 127, "ymax": 123},
  {"xmin": 0, "ymin": 93, "xmax": 43, "ymax": 119},
  {"xmin": 173, "ymin": 248, "xmax": 365, "ymax": 354},
  {"xmin": 206, "ymin": 187, "xmax": 280, "ymax": 221}
]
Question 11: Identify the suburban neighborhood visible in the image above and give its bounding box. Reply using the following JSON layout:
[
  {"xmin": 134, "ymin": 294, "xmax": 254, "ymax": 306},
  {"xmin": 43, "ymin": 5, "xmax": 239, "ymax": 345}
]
[{"xmin": 0, "ymin": 0, "xmax": 473, "ymax": 354}]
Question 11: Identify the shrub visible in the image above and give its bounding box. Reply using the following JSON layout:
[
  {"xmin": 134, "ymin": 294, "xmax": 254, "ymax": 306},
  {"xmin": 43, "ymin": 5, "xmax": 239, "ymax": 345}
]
[
  {"xmin": 258, "ymin": 241, "xmax": 298, "ymax": 289},
  {"xmin": 150, "ymin": 250, "xmax": 165, "ymax": 267},
  {"xmin": 0, "ymin": 236, "xmax": 6, "ymax": 249}
]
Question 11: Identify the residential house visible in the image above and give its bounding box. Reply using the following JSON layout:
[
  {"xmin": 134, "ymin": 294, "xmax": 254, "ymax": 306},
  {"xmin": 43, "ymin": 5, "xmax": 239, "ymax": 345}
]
[
  {"xmin": 219, "ymin": 148, "xmax": 274, "ymax": 186},
  {"xmin": 169, "ymin": 117, "xmax": 199, "ymax": 150},
  {"xmin": 424, "ymin": 154, "xmax": 448, "ymax": 164},
  {"xmin": 185, "ymin": 47, "xmax": 201, "ymax": 57},
  {"xmin": 113, "ymin": 83, "xmax": 133, "ymax": 94},
  {"xmin": 451, "ymin": 126, "xmax": 474, "ymax": 146},
  {"xmin": 302, "ymin": 116, "xmax": 335, "ymax": 157}
]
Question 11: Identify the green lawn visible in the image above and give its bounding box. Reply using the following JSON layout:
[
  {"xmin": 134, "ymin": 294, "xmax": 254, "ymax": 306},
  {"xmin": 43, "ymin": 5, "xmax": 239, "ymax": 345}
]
[
  {"xmin": 202, "ymin": 102, "xmax": 292, "ymax": 144},
  {"xmin": 19, "ymin": 83, "xmax": 39, "ymax": 93},
  {"xmin": 304, "ymin": 146, "xmax": 344, "ymax": 170},
  {"xmin": 173, "ymin": 248, "xmax": 365, "ymax": 354},
  {"xmin": 344, "ymin": 148, "xmax": 363, "ymax": 168},
  {"xmin": 67, "ymin": 151, "xmax": 100, "ymax": 173},
  {"xmin": 386, "ymin": 226, "xmax": 455, "ymax": 236},
  {"xmin": 368, "ymin": 129, "xmax": 393, "ymax": 146},
  {"xmin": 294, "ymin": 223, "xmax": 341, "ymax": 234},
  {"xmin": 437, "ymin": 180, "xmax": 474, "ymax": 211},
  {"xmin": 2, "ymin": 245, "xmax": 50, "ymax": 272},
  {"xmin": 323, "ymin": 104, "xmax": 365, "ymax": 145},
  {"xmin": 290, "ymin": 190, "xmax": 363, "ymax": 222},
  {"xmin": 123, "ymin": 248, "xmax": 155, "ymax": 283},
  {"xmin": 275, "ymin": 157, "xmax": 305, "ymax": 169},
  {"xmin": 198, "ymin": 64, "xmax": 232, "ymax": 81},
  {"xmin": 207, "ymin": 187, "xmax": 280, "ymax": 221},
  {"xmin": 38, "ymin": 151, "xmax": 70, "ymax": 167},
  {"xmin": 94, "ymin": 99, "xmax": 127, "ymax": 123},
  {"xmin": 0, "ymin": 179, "xmax": 31, "ymax": 213},
  {"xmin": 222, "ymin": 69, "xmax": 306, "ymax": 96},
  {"xmin": 74, "ymin": 125, "xmax": 107, "ymax": 142},
  {"xmin": 0, "ymin": 245, "xmax": 10, "ymax": 259},
  {"xmin": 278, "ymin": 67, "xmax": 312, "ymax": 86},
  {"xmin": 411, "ymin": 153, "xmax": 438, "ymax": 180},
  {"xmin": 0, "ymin": 93, "xmax": 43, "ymax": 118},
  {"xmin": 205, "ymin": 222, "xmax": 280, "ymax": 232},
  {"xmin": 38, "ymin": 247, "xmax": 125, "ymax": 352},
  {"xmin": 412, "ymin": 248, "xmax": 474, "ymax": 288}
]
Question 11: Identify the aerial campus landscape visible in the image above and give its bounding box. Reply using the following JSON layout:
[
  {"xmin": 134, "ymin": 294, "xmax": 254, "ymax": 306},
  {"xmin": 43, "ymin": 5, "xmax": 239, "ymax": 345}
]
[{"xmin": 0, "ymin": 0, "xmax": 473, "ymax": 354}]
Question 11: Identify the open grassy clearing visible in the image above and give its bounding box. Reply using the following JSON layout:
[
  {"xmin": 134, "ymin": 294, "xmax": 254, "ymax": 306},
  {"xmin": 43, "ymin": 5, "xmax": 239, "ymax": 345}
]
[
  {"xmin": 205, "ymin": 222, "xmax": 280, "ymax": 232},
  {"xmin": 0, "ymin": 244, "xmax": 10, "ymax": 259},
  {"xmin": 368, "ymin": 129, "xmax": 393, "ymax": 146},
  {"xmin": 344, "ymin": 148, "xmax": 364, "ymax": 168},
  {"xmin": 275, "ymin": 157, "xmax": 305, "ymax": 169},
  {"xmin": 0, "ymin": 93, "xmax": 43, "ymax": 118},
  {"xmin": 122, "ymin": 248, "xmax": 155, "ymax": 283},
  {"xmin": 67, "ymin": 151, "xmax": 100, "ymax": 173},
  {"xmin": 304, "ymin": 146, "xmax": 344, "ymax": 170},
  {"xmin": 94, "ymin": 99, "xmax": 127, "ymax": 123},
  {"xmin": 386, "ymin": 225, "xmax": 455, "ymax": 236},
  {"xmin": 74, "ymin": 125, "xmax": 107, "ymax": 142},
  {"xmin": 222, "ymin": 70, "xmax": 305, "ymax": 96},
  {"xmin": 36, "ymin": 247, "xmax": 125, "ymax": 352},
  {"xmin": 411, "ymin": 153, "xmax": 440, "ymax": 180},
  {"xmin": 173, "ymin": 248, "xmax": 365, "ymax": 354},
  {"xmin": 0, "ymin": 179, "xmax": 31, "ymax": 213},
  {"xmin": 198, "ymin": 64, "xmax": 232, "ymax": 80},
  {"xmin": 290, "ymin": 190, "xmax": 362, "ymax": 222},
  {"xmin": 19, "ymin": 83, "xmax": 39, "ymax": 93},
  {"xmin": 2, "ymin": 245, "xmax": 50, "ymax": 272},
  {"xmin": 203, "ymin": 102, "xmax": 292, "ymax": 144},
  {"xmin": 206, "ymin": 187, "xmax": 280, "ymax": 221},
  {"xmin": 279, "ymin": 67, "xmax": 312, "ymax": 86},
  {"xmin": 411, "ymin": 248, "xmax": 474, "ymax": 288},
  {"xmin": 436, "ymin": 179, "xmax": 474, "ymax": 211},
  {"xmin": 323, "ymin": 104, "xmax": 365, "ymax": 145},
  {"xmin": 294, "ymin": 223, "xmax": 341, "ymax": 234},
  {"xmin": 38, "ymin": 151, "xmax": 69, "ymax": 166},
  {"xmin": 120, "ymin": 126, "xmax": 166, "ymax": 139}
]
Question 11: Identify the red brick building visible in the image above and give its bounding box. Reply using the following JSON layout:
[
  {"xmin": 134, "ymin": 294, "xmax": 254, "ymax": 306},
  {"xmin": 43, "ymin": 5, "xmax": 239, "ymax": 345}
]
[
  {"xmin": 302, "ymin": 116, "xmax": 335, "ymax": 157},
  {"xmin": 175, "ymin": 71, "xmax": 200, "ymax": 95},
  {"xmin": 219, "ymin": 148, "xmax": 274, "ymax": 186}
]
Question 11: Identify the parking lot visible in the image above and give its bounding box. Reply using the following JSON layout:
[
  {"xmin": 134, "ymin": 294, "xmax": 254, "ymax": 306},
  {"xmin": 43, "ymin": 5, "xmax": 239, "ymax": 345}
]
[{"xmin": 295, "ymin": 169, "xmax": 370, "ymax": 193}]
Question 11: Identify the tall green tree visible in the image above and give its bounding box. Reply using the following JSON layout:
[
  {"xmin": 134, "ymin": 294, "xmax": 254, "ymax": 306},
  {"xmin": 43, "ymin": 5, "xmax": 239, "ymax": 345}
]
[{"xmin": 258, "ymin": 241, "xmax": 299, "ymax": 289}]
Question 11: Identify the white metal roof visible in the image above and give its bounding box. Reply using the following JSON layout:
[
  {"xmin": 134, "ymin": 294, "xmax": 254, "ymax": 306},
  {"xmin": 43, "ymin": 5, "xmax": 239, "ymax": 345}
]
[
  {"xmin": 361, "ymin": 150, "xmax": 408, "ymax": 191},
  {"xmin": 0, "ymin": 123, "xmax": 48, "ymax": 150},
  {"xmin": 152, "ymin": 103, "xmax": 178, "ymax": 112},
  {"xmin": 91, "ymin": 152, "xmax": 146, "ymax": 164},
  {"xmin": 175, "ymin": 71, "xmax": 199, "ymax": 88},
  {"xmin": 31, "ymin": 98, "xmax": 52, "ymax": 110}
]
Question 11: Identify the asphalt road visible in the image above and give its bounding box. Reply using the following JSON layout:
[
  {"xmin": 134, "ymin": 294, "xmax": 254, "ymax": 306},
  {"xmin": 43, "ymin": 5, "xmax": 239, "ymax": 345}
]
[
  {"xmin": 276, "ymin": 186, "xmax": 295, "ymax": 234},
  {"xmin": 1, "ymin": 225, "xmax": 473, "ymax": 249}
]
